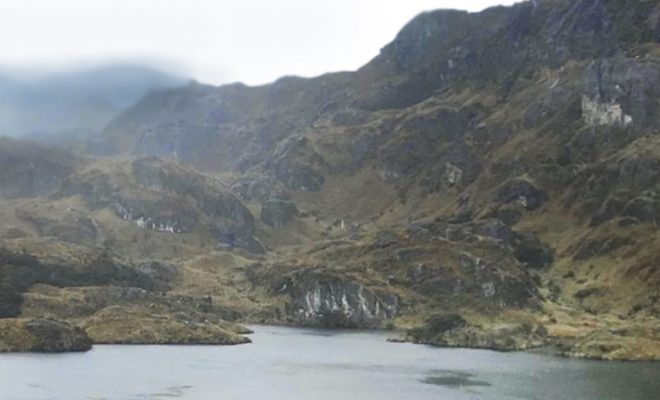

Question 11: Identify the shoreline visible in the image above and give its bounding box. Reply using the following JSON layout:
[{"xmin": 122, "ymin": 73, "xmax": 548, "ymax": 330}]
[{"xmin": 2, "ymin": 322, "xmax": 658, "ymax": 363}]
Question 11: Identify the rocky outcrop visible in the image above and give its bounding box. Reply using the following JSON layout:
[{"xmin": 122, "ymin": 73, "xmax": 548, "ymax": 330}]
[
  {"xmin": 581, "ymin": 95, "xmax": 632, "ymax": 127},
  {"xmin": 557, "ymin": 326, "xmax": 660, "ymax": 361},
  {"xmin": 270, "ymin": 269, "xmax": 398, "ymax": 328},
  {"xmin": 582, "ymin": 58, "xmax": 660, "ymax": 128},
  {"xmin": 407, "ymin": 314, "xmax": 547, "ymax": 351},
  {"xmin": 0, "ymin": 318, "xmax": 92, "ymax": 353}
]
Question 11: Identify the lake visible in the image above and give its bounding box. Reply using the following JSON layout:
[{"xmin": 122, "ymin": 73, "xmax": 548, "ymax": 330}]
[{"xmin": 0, "ymin": 325, "xmax": 658, "ymax": 400}]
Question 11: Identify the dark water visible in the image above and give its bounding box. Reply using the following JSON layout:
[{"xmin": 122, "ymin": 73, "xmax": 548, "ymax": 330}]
[{"xmin": 0, "ymin": 325, "xmax": 658, "ymax": 400}]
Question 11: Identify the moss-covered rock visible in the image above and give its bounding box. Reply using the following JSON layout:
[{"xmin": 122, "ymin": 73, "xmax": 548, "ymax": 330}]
[
  {"xmin": 407, "ymin": 314, "xmax": 547, "ymax": 351},
  {"xmin": 82, "ymin": 306, "xmax": 250, "ymax": 345},
  {"xmin": 0, "ymin": 318, "xmax": 91, "ymax": 353}
]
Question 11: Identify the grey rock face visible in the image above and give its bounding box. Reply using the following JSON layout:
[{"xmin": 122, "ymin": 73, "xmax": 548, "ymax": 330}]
[
  {"xmin": 582, "ymin": 58, "xmax": 660, "ymax": 128},
  {"xmin": 278, "ymin": 270, "xmax": 397, "ymax": 328},
  {"xmin": 386, "ymin": 10, "xmax": 471, "ymax": 72}
]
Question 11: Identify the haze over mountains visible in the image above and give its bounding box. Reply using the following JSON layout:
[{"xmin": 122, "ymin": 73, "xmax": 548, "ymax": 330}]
[
  {"xmin": 0, "ymin": 64, "xmax": 186, "ymax": 143},
  {"xmin": 1, "ymin": 0, "xmax": 659, "ymax": 359}
]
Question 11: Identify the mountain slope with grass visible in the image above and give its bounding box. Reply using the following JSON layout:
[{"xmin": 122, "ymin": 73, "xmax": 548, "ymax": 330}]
[{"xmin": 1, "ymin": 0, "xmax": 659, "ymax": 359}]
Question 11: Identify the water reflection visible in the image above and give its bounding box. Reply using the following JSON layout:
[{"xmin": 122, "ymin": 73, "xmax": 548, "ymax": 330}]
[{"xmin": 422, "ymin": 370, "xmax": 492, "ymax": 388}]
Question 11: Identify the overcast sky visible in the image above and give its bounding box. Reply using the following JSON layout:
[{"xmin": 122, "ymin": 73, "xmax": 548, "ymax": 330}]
[{"xmin": 0, "ymin": 0, "xmax": 522, "ymax": 85}]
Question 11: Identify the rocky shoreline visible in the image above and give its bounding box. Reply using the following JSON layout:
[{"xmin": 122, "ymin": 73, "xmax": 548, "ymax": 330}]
[
  {"xmin": 392, "ymin": 314, "xmax": 660, "ymax": 362},
  {"xmin": 1, "ymin": 314, "xmax": 658, "ymax": 362},
  {"xmin": 0, "ymin": 316, "xmax": 251, "ymax": 353},
  {"xmin": 403, "ymin": 314, "xmax": 548, "ymax": 352}
]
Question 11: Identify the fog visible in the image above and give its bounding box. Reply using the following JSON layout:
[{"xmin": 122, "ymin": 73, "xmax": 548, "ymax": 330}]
[
  {"xmin": 0, "ymin": 0, "xmax": 523, "ymax": 139},
  {"xmin": 1, "ymin": 0, "xmax": 523, "ymax": 86},
  {"xmin": 0, "ymin": 64, "xmax": 185, "ymax": 139}
]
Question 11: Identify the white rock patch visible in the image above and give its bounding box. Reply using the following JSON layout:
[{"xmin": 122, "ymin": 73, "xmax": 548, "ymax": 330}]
[{"xmin": 581, "ymin": 95, "xmax": 633, "ymax": 127}]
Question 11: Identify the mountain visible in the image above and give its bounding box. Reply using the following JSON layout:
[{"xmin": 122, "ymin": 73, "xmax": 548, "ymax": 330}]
[
  {"xmin": 1, "ymin": 0, "xmax": 659, "ymax": 358},
  {"xmin": 0, "ymin": 64, "xmax": 187, "ymax": 145}
]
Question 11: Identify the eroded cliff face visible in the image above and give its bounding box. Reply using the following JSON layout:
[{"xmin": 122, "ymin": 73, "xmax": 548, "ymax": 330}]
[{"xmin": 279, "ymin": 270, "xmax": 398, "ymax": 328}]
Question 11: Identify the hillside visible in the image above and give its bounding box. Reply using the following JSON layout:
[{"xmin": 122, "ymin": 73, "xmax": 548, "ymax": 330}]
[{"xmin": 1, "ymin": 0, "xmax": 659, "ymax": 359}]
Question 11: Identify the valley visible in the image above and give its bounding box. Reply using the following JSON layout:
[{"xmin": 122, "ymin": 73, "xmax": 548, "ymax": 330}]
[{"xmin": 0, "ymin": 0, "xmax": 659, "ymax": 361}]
